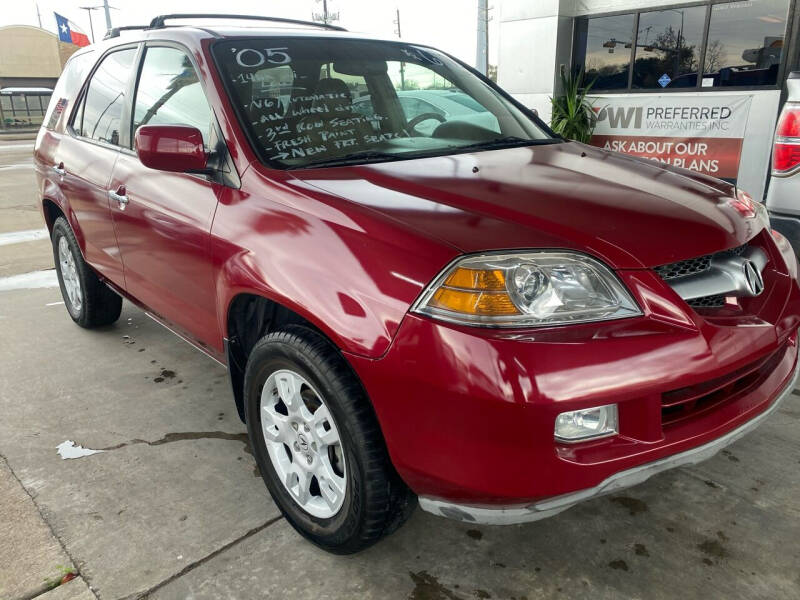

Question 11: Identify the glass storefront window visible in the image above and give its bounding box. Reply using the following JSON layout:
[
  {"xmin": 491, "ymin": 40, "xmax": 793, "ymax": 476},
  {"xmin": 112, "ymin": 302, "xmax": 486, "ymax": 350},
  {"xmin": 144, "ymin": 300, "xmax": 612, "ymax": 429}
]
[
  {"xmin": 703, "ymin": 0, "xmax": 790, "ymax": 87},
  {"xmin": 576, "ymin": 14, "xmax": 635, "ymax": 90},
  {"xmin": 11, "ymin": 95, "xmax": 27, "ymax": 114},
  {"xmin": 574, "ymin": 0, "xmax": 792, "ymax": 91},
  {"xmin": 25, "ymin": 96, "xmax": 46, "ymax": 116},
  {"xmin": 632, "ymin": 5, "xmax": 708, "ymax": 89}
]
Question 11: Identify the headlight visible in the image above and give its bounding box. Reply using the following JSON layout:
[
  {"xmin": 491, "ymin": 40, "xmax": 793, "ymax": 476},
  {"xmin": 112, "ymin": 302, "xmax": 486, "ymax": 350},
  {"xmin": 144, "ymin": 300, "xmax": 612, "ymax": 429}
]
[{"xmin": 412, "ymin": 251, "xmax": 641, "ymax": 327}]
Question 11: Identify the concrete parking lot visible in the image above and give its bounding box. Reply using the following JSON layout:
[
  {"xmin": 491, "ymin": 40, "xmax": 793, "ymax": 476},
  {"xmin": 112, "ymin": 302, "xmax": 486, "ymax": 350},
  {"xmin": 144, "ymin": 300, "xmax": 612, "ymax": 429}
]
[{"xmin": 1, "ymin": 134, "xmax": 800, "ymax": 600}]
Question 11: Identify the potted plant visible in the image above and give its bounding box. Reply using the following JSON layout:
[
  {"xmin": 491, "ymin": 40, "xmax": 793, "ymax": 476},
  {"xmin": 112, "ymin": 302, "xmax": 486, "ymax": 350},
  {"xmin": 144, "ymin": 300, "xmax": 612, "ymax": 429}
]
[{"xmin": 550, "ymin": 67, "xmax": 597, "ymax": 143}]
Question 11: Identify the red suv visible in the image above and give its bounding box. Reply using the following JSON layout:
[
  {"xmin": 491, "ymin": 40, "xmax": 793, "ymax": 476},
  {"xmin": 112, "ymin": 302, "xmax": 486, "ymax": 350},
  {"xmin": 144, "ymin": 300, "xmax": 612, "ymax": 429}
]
[{"xmin": 35, "ymin": 14, "xmax": 800, "ymax": 553}]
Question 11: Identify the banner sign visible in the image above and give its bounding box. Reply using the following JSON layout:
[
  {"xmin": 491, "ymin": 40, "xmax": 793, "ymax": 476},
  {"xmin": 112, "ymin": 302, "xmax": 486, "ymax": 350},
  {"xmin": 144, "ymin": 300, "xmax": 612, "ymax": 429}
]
[{"xmin": 589, "ymin": 95, "xmax": 753, "ymax": 180}]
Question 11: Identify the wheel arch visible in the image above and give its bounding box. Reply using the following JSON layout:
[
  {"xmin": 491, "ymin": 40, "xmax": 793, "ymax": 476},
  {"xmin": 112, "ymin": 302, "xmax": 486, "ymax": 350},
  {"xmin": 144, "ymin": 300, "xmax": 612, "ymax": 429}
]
[
  {"xmin": 41, "ymin": 196, "xmax": 88, "ymax": 261},
  {"xmin": 225, "ymin": 291, "xmax": 363, "ymax": 423},
  {"xmin": 41, "ymin": 197, "xmax": 64, "ymax": 232}
]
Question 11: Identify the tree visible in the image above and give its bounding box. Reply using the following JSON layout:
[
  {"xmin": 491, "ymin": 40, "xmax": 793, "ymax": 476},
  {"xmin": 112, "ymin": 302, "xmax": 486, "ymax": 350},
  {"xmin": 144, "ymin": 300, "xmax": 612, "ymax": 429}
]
[
  {"xmin": 651, "ymin": 26, "xmax": 698, "ymax": 73},
  {"xmin": 631, "ymin": 25, "xmax": 701, "ymax": 87},
  {"xmin": 704, "ymin": 39, "xmax": 724, "ymax": 73}
]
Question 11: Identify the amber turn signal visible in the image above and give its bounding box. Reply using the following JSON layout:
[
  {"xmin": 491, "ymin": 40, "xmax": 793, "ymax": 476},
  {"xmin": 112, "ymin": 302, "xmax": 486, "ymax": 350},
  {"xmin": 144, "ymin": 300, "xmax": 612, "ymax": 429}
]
[
  {"xmin": 428, "ymin": 267, "xmax": 520, "ymax": 316},
  {"xmin": 443, "ymin": 267, "xmax": 506, "ymax": 291},
  {"xmin": 430, "ymin": 288, "xmax": 520, "ymax": 315}
]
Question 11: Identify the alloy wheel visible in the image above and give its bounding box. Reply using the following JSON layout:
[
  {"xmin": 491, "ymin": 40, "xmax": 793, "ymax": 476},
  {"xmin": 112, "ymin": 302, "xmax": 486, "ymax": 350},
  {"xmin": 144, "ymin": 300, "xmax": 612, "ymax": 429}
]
[
  {"xmin": 58, "ymin": 235, "xmax": 83, "ymax": 312},
  {"xmin": 260, "ymin": 369, "xmax": 347, "ymax": 518}
]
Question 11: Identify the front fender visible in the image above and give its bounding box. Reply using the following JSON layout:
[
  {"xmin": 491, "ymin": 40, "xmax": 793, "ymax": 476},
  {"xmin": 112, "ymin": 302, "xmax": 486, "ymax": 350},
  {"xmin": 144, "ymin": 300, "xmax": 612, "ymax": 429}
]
[{"xmin": 212, "ymin": 167, "xmax": 457, "ymax": 358}]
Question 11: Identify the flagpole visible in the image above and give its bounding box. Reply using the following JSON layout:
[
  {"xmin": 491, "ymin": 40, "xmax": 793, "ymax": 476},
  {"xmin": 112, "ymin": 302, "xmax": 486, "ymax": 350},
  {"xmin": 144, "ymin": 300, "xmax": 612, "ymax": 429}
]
[{"xmin": 79, "ymin": 6, "xmax": 97, "ymax": 43}]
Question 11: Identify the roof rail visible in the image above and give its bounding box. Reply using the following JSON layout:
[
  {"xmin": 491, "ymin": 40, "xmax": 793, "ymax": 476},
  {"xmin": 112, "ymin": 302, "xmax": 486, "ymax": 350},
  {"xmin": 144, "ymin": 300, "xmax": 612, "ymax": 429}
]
[
  {"xmin": 103, "ymin": 25, "xmax": 149, "ymax": 40},
  {"xmin": 148, "ymin": 14, "xmax": 347, "ymax": 32}
]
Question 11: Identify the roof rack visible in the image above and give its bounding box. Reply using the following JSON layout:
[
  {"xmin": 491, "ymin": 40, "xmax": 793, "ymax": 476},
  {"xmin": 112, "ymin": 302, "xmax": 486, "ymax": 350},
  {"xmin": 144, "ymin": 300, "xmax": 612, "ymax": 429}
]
[
  {"xmin": 148, "ymin": 14, "xmax": 347, "ymax": 32},
  {"xmin": 103, "ymin": 25, "xmax": 149, "ymax": 40}
]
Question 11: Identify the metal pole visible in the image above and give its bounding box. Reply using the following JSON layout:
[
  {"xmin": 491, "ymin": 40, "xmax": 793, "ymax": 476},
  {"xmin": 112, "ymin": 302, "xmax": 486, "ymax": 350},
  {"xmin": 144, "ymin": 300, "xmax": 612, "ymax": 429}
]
[
  {"xmin": 36, "ymin": 3, "xmax": 43, "ymax": 28},
  {"xmin": 395, "ymin": 8, "xmax": 405, "ymax": 90},
  {"xmin": 476, "ymin": 0, "xmax": 488, "ymax": 74},
  {"xmin": 676, "ymin": 12, "xmax": 684, "ymax": 77},
  {"xmin": 103, "ymin": 0, "xmax": 112, "ymax": 32},
  {"xmin": 80, "ymin": 7, "xmax": 97, "ymax": 43},
  {"xmin": 485, "ymin": 4, "xmax": 489, "ymax": 75}
]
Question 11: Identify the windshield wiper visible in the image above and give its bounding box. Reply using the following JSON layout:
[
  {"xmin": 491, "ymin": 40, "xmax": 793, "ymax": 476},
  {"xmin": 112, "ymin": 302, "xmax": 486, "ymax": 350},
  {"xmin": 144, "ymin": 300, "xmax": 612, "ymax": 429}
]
[
  {"xmin": 287, "ymin": 137, "xmax": 559, "ymax": 170},
  {"xmin": 452, "ymin": 136, "xmax": 558, "ymax": 152},
  {"xmin": 288, "ymin": 150, "xmax": 405, "ymax": 170}
]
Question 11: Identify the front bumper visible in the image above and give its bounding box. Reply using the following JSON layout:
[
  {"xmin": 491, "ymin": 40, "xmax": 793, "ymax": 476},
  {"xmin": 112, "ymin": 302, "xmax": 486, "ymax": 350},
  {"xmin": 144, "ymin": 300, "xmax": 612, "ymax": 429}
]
[
  {"xmin": 345, "ymin": 229, "xmax": 800, "ymax": 519},
  {"xmin": 418, "ymin": 346, "xmax": 799, "ymax": 524}
]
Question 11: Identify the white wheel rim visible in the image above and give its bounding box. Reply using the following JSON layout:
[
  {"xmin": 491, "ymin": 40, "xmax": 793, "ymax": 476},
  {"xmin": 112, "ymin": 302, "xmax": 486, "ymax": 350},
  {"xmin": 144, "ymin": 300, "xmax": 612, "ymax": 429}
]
[
  {"xmin": 58, "ymin": 236, "xmax": 83, "ymax": 312},
  {"xmin": 260, "ymin": 369, "xmax": 347, "ymax": 518}
]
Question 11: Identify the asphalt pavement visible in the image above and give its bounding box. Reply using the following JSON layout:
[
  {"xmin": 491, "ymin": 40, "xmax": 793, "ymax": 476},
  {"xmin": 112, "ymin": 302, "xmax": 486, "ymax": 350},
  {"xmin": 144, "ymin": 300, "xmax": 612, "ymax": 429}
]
[{"xmin": 1, "ymin": 134, "xmax": 799, "ymax": 600}]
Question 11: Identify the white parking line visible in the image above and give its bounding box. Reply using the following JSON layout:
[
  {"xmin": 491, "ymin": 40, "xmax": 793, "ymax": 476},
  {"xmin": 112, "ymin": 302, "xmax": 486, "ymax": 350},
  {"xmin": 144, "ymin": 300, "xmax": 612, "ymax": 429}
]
[
  {"xmin": 0, "ymin": 269, "xmax": 58, "ymax": 292},
  {"xmin": 0, "ymin": 143, "xmax": 34, "ymax": 152},
  {"xmin": 0, "ymin": 228, "xmax": 49, "ymax": 246}
]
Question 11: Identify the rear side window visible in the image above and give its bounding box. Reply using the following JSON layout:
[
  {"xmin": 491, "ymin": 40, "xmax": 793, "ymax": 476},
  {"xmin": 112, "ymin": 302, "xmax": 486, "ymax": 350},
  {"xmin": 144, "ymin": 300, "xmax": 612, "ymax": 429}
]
[
  {"xmin": 75, "ymin": 48, "xmax": 137, "ymax": 145},
  {"xmin": 43, "ymin": 50, "xmax": 95, "ymax": 130},
  {"xmin": 131, "ymin": 46, "xmax": 214, "ymax": 148}
]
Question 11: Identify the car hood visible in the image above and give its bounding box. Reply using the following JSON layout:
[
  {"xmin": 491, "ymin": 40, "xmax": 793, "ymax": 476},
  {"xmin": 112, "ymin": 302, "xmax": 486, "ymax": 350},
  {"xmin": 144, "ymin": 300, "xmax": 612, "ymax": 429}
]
[{"xmin": 292, "ymin": 141, "xmax": 761, "ymax": 269}]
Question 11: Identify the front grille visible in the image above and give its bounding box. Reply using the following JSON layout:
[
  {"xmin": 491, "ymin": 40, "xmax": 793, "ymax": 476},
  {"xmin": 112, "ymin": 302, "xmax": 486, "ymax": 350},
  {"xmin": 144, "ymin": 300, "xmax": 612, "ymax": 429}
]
[
  {"xmin": 654, "ymin": 244, "xmax": 748, "ymax": 282},
  {"xmin": 654, "ymin": 244, "xmax": 750, "ymax": 310},
  {"xmin": 687, "ymin": 294, "xmax": 726, "ymax": 309},
  {"xmin": 661, "ymin": 343, "xmax": 787, "ymax": 426},
  {"xmin": 654, "ymin": 255, "xmax": 712, "ymax": 281}
]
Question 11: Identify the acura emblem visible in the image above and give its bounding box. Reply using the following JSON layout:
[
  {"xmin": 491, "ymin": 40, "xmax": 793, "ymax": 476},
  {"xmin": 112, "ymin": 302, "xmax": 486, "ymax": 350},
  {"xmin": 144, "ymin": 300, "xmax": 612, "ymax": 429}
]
[{"xmin": 742, "ymin": 260, "xmax": 764, "ymax": 296}]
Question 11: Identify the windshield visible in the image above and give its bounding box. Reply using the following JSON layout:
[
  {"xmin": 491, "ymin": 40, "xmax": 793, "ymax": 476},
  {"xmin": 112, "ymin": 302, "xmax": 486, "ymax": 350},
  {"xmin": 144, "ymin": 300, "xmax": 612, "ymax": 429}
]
[{"xmin": 212, "ymin": 38, "xmax": 555, "ymax": 168}]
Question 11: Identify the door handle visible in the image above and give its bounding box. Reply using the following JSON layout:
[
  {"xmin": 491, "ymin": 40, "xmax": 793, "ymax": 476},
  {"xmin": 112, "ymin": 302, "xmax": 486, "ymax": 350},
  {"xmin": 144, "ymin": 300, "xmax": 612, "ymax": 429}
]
[
  {"xmin": 52, "ymin": 162, "xmax": 66, "ymax": 176},
  {"xmin": 108, "ymin": 186, "xmax": 129, "ymax": 209}
]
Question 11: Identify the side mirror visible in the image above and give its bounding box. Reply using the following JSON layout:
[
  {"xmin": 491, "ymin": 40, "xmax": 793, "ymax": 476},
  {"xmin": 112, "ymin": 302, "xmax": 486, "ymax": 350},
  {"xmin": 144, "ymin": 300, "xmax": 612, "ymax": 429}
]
[{"xmin": 135, "ymin": 125, "xmax": 208, "ymax": 173}]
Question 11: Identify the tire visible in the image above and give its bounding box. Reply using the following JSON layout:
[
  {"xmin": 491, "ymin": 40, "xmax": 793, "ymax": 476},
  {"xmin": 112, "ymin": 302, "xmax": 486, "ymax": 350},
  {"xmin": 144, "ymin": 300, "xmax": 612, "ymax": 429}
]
[
  {"xmin": 52, "ymin": 216, "xmax": 122, "ymax": 328},
  {"xmin": 244, "ymin": 325, "xmax": 416, "ymax": 554}
]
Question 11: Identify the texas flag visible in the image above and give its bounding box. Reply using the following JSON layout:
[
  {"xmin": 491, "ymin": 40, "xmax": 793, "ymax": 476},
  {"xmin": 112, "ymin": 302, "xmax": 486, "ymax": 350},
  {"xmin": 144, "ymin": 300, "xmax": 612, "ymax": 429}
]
[{"xmin": 54, "ymin": 13, "xmax": 90, "ymax": 47}]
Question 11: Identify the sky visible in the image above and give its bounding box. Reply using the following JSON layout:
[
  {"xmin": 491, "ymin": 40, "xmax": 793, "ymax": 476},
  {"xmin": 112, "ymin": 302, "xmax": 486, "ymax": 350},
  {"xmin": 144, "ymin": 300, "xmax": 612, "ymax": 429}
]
[{"xmin": 0, "ymin": 0, "xmax": 499, "ymax": 66}]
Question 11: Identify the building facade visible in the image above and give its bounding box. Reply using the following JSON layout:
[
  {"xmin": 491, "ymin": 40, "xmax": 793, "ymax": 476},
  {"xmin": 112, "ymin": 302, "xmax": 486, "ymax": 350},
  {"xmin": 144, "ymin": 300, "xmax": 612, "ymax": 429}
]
[
  {"xmin": 498, "ymin": 0, "xmax": 798, "ymax": 200},
  {"xmin": 0, "ymin": 25, "xmax": 79, "ymax": 129}
]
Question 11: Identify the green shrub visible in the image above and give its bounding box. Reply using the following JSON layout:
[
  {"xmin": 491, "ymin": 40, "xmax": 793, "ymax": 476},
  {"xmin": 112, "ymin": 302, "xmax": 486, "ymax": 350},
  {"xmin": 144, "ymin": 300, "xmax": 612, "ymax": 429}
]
[{"xmin": 550, "ymin": 67, "xmax": 597, "ymax": 143}]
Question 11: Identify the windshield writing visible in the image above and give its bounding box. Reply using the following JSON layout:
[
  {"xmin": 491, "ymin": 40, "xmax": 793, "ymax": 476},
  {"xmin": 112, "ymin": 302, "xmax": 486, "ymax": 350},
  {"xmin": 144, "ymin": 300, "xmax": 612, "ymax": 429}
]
[{"xmin": 212, "ymin": 38, "xmax": 552, "ymax": 168}]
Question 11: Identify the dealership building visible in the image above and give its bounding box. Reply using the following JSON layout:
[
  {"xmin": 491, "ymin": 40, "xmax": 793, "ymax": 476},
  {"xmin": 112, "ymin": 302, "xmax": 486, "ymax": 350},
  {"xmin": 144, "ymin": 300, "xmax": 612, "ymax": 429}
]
[
  {"xmin": 498, "ymin": 0, "xmax": 798, "ymax": 200},
  {"xmin": 0, "ymin": 25, "xmax": 80, "ymax": 129}
]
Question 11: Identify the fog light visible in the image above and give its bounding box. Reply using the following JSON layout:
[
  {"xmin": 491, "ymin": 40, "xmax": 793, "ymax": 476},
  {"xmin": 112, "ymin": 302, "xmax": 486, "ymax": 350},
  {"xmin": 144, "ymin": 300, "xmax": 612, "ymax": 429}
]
[{"xmin": 555, "ymin": 404, "xmax": 618, "ymax": 442}]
